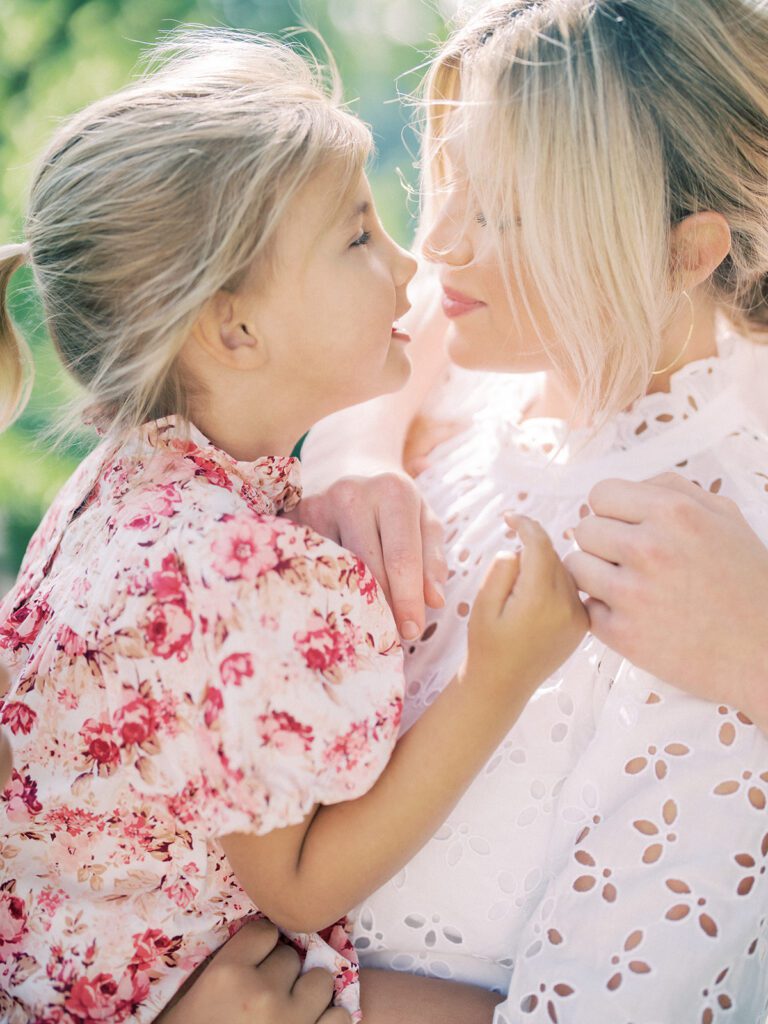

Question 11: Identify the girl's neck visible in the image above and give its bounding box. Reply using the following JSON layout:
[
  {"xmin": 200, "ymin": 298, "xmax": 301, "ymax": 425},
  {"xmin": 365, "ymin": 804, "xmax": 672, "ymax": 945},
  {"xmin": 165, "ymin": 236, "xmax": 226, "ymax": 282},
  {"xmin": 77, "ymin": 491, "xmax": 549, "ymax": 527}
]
[
  {"xmin": 523, "ymin": 296, "xmax": 719, "ymax": 424},
  {"xmin": 189, "ymin": 405, "xmax": 302, "ymax": 463}
]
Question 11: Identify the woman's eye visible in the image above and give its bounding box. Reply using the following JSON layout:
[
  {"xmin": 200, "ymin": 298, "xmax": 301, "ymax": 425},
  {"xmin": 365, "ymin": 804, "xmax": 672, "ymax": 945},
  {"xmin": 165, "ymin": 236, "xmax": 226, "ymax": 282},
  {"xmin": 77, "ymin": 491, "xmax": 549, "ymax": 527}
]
[
  {"xmin": 475, "ymin": 212, "xmax": 488, "ymax": 227},
  {"xmin": 350, "ymin": 230, "xmax": 372, "ymax": 248}
]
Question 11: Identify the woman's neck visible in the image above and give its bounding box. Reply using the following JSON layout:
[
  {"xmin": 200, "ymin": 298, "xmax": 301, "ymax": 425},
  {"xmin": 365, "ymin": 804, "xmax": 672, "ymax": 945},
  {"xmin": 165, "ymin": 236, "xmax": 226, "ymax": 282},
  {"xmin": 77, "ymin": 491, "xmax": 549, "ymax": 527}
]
[{"xmin": 523, "ymin": 294, "xmax": 719, "ymax": 424}]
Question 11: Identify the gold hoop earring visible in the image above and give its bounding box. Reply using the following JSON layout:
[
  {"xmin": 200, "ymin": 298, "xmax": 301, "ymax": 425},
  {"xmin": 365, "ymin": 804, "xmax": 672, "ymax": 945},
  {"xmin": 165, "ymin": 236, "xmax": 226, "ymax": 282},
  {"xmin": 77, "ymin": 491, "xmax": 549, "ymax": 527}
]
[{"xmin": 651, "ymin": 290, "xmax": 695, "ymax": 376}]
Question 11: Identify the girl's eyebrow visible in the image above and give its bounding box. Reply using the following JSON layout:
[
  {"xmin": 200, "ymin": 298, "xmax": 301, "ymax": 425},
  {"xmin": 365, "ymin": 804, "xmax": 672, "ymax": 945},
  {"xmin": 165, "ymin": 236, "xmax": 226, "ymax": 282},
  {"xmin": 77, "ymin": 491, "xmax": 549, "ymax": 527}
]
[{"xmin": 346, "ymin": 200, "xmax": 370, "ymax": 222}]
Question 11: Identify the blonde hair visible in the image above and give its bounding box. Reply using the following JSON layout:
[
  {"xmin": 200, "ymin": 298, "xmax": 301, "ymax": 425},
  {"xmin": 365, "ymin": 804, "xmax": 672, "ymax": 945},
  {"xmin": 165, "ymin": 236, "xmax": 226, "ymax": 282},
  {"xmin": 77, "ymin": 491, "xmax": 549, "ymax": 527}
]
[
  {"xmin": 0, "ymin": 27, "xmax": 371, "ymax": 437},
  {"xmin": 423, "ymin": 0, "xmax": 768, "ymax": 421}
]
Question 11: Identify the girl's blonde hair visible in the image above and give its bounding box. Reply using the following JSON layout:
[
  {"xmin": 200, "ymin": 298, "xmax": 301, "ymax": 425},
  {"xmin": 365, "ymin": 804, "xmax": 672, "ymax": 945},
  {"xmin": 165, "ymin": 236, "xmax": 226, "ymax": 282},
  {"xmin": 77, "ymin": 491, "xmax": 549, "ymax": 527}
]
[
  {"xmin": 423, "ymin": 0, "xmax": 768, "ymax": 421},
  {"xmin": 0, "ymin": 27, "xmax": 371, "ymax": 436}
]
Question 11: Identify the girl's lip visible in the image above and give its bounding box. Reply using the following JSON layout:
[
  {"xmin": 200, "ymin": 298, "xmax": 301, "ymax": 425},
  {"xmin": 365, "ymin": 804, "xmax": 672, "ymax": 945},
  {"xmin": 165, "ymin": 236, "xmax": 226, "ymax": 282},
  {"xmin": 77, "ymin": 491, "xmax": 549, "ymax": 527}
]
[
  {"xmin": 391, "ymin": 326, "xmax": 411, "ymax": 343},
  {"xmin": 441, "ymin": 286, "xmax": 486, "ymax": 319}
]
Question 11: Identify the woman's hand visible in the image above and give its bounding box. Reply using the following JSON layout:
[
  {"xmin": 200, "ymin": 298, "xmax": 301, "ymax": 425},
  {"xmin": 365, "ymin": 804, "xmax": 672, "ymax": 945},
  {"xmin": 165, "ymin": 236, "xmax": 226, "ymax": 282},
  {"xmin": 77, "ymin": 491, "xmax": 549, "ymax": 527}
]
[
  {"xmin": 0, "ymin": 728, "xmax": 11, "ymax": 790},
  {"xmin": 0, "ymin": 663, "xmax": 12, "ymax": 789},
  {"xmin": 402, "ymin": 414, "xmax": 469, "ymax": 478},
  {"xmin": 467, "ymin": 514, "xmax": 588, "ymax": 698},
  {"xmin": 564, "ymin": 472, "xmax": 768, "ymax": 728},
  {"xmin": 155, "ymin": 919, "xmax": 349, "ymax": 1024},
  {"xmin": 288, "ymin": 473, "xmax": 448, "ymax": 641}
]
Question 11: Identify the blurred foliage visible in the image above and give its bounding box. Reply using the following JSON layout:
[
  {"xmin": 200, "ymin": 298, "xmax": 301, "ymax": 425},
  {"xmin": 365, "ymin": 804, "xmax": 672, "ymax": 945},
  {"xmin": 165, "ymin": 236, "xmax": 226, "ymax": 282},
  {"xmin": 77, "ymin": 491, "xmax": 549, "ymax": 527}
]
[{"xmin": 0, "ymin": 0, "xmax": 457, "ymax": 582}]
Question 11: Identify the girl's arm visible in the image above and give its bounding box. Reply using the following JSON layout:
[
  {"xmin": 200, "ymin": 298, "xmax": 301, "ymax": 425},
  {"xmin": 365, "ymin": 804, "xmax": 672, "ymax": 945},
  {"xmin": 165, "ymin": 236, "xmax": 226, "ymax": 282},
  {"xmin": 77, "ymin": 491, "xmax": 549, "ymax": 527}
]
[{"xmin": 220, "ymin": 518, "xmax": 587, "ymax": 935}]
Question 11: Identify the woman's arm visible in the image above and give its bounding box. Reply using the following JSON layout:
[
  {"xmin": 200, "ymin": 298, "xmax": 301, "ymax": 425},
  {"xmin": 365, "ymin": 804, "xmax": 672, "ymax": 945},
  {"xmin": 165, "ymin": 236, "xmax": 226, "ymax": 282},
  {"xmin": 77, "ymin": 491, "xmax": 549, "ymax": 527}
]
[
  {"xmin": 565, "ymin": 472, "xmax": 768, "ymax": 730},
  {"xmin": 358, "ymin": 969, "xmax": 502, "ymax": 1024},
  {"xmin": 220, "ymin": 519, "xmax": 587, "ymax": 934},
  {"xmin": 156, "ymin": 936, "xmax": 499, "ymax": 1024}
]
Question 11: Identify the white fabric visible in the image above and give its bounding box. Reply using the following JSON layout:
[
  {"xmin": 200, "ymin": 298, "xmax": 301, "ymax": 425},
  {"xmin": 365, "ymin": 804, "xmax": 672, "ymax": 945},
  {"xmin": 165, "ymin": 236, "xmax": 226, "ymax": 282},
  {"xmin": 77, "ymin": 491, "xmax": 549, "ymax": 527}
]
[{"xmin": 346, "ymin": 326, "xmax": 768, "ymax": 1023}]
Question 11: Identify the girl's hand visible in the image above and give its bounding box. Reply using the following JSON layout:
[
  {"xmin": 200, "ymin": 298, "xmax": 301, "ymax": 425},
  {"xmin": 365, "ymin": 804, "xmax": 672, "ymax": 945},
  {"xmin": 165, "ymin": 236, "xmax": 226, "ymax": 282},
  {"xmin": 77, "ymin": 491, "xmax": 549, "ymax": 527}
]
[
  {"xmin": 219, "ymin": 515, "xmax": 585, "ymax": 936},
  {"xmin": 155, "ymin": 919, "xmax": 349, "ymax": 1024},
  {"xmin": 467, "ymin": 514, "xmax": 588, "ymax": 697},
  {"xmin": 287, "ymin": 473, "xmax": 448, "ymax": 641},
  {"xmin": 564, "ymin": 472, "xmax": 768, "ymax": 729}
]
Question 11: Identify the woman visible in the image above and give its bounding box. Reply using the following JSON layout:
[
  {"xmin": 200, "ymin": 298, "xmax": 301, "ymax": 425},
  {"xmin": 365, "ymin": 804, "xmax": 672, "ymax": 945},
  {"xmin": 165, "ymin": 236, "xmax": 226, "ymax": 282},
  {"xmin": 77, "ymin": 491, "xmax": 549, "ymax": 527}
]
[{"xmin": 299, "ymin": 1, "xmax": 768, "ymax": 1019}]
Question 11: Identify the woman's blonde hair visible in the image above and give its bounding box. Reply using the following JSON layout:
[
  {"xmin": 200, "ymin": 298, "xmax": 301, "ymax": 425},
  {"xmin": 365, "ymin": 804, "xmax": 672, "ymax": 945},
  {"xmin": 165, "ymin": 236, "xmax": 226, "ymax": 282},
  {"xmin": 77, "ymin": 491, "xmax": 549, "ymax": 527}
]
[
  {"xmin": 0, "ymin": 26, "xmax": 371, "ymax": 436},
  {"xmin": 423, "ymin": 0, "xmax": 768, "ymax": 421}
]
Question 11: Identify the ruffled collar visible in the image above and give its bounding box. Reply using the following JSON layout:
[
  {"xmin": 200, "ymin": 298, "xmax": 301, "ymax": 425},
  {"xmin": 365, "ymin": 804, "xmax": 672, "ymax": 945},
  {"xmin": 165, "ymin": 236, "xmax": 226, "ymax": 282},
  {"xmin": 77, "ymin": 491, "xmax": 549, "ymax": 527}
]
[{"xmin": 138, "ymin": 416, "xmax": 303, "ymax": 516}]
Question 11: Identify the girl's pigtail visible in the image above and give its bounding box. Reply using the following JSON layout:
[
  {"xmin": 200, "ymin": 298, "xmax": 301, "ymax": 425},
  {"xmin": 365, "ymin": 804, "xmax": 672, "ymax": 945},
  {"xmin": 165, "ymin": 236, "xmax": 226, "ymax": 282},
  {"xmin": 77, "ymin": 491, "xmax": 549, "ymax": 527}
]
[{"xmin": 0, "ymin": 243, "xmax": 33, "ymax": 431}]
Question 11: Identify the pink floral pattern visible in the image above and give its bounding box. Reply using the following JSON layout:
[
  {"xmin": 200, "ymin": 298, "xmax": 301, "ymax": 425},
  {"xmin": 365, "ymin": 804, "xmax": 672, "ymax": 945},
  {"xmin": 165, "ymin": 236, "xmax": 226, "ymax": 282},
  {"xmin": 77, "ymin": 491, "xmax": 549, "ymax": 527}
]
[{"xmin": 0, "ymin": 417, "xmax": 403, "ymax": 1023}]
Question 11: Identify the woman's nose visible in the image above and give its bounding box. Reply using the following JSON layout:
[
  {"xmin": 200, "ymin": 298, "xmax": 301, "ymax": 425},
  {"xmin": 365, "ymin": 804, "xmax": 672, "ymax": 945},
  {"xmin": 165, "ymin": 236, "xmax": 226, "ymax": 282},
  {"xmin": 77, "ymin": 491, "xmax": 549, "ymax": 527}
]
[{"xmin": 421, "ymin": 203, "xmax": 474, "ymax": 267}]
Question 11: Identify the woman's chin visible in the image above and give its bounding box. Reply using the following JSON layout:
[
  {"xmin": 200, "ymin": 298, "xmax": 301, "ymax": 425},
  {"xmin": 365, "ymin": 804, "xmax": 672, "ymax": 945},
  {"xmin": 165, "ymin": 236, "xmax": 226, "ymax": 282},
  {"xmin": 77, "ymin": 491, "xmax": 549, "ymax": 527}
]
[
  {"xmin": 446, "ymin": 330, "xmax": 513, "ymax": 373},
  {"xmin": 447, "ymin": 328, "xmax": 549, "ymax": 375}
]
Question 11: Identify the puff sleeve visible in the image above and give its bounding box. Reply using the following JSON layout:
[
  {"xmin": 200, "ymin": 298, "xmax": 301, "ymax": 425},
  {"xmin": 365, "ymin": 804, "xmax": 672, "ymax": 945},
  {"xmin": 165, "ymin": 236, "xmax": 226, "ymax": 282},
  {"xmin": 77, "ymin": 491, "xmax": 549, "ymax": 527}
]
[{"xmin": 189, "ymin": 511, "xmax": 404, "ymax": 840}]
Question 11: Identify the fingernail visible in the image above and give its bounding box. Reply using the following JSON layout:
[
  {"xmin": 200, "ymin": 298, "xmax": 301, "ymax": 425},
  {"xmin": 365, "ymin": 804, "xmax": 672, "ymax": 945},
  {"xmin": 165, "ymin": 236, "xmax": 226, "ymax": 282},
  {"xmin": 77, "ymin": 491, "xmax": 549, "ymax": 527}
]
[
  {"xmin": 432, "ymin": 581, "xmax": 445, "ymax": 603},
  {"xmin": 400, "ymin": 620, "xmax": 421, "ymax": 641}
]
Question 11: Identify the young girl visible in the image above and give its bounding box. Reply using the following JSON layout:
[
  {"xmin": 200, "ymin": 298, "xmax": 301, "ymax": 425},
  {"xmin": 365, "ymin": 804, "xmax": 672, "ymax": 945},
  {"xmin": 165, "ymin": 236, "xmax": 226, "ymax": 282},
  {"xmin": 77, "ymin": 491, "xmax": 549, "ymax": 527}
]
[
  {"xmin": 297, "ymin": 1, "xmax": 768, "ymax": 1020},
  {"xmin": 0, "ymin": 26, "xmax": 586, "ymax": 1024}
]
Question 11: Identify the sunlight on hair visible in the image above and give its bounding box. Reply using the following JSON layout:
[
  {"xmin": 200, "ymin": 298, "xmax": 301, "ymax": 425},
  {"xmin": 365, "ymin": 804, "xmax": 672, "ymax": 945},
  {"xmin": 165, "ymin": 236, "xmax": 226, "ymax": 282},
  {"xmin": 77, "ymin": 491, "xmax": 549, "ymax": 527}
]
[
  {"xmin": 0, "ymin": 26, "xmax": 371, "ymax": 443},
  {"xmin": 420, "ymin": 0, "xmax": 768, "ymax": 427}
]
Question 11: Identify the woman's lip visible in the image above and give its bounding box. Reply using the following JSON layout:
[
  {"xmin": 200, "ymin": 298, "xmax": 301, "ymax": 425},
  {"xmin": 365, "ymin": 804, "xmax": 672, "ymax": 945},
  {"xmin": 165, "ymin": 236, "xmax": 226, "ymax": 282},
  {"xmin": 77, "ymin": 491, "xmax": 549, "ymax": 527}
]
[
  {"xmin": 441, "ymin": 286, "xmax": 486, "ymax": 319},
  {"xmin": 391, "ymin": 327, "xmax": 411, "ymax": 343}
]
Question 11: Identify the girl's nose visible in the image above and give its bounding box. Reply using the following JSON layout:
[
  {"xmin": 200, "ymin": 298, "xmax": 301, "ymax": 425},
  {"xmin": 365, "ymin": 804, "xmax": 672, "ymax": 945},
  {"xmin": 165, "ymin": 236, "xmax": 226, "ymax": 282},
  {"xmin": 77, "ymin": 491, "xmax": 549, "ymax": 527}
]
[
  {"xmin": 393, "ymin": 245, "xmax": 417, "ymax": 321},
  {"xmin": 396, "ymin": 244, "xmax": 418, "ymax": 288}
]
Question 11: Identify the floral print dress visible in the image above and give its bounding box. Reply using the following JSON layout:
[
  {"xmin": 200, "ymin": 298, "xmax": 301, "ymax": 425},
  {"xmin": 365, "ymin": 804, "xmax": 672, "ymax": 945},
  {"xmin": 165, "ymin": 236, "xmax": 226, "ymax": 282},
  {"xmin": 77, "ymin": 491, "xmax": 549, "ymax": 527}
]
[{"xmin": 0, "ymin": 417, "xmax": 404, "ymax": 1024}]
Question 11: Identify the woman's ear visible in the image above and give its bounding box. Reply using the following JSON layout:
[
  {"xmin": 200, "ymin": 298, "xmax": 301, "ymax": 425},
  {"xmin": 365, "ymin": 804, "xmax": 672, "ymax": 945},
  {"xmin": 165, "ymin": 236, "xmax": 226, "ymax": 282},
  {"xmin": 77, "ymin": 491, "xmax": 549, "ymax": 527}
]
[
  {"xmin": 670, "ymin": 211, "xmax": 731, "ymax": 289},
  {"xmin": 194, "ymin": 291, "xmax": 265, "ymax": 369}
]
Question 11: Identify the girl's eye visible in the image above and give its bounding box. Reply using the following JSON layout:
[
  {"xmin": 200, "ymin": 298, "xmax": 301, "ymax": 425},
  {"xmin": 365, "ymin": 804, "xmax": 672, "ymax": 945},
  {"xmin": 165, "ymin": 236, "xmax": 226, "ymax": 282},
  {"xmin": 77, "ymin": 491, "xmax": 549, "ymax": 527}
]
[{"xmin": 350, "ymin": 230, "xmax": 372, "ymax": 248}]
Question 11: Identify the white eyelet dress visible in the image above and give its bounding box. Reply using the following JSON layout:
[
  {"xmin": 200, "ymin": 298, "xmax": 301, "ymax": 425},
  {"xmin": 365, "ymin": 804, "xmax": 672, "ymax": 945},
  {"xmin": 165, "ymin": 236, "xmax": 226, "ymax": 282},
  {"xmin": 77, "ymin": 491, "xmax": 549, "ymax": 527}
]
[{"xmin": 348, "ymin": 327, "xmax": 768, "ymax": 1023}]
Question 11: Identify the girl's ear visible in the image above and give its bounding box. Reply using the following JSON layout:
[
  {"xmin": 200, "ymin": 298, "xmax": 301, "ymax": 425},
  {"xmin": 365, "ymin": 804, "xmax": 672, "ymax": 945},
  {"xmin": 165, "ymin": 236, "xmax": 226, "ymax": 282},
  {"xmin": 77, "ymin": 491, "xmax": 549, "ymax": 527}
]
[
  {"xmin": 670, "ymin": 212, "xmax": 731, "ymax": 289},
  {"xmin": 194, "ymin": 291, "xmax": 265, "ymax": 368}
]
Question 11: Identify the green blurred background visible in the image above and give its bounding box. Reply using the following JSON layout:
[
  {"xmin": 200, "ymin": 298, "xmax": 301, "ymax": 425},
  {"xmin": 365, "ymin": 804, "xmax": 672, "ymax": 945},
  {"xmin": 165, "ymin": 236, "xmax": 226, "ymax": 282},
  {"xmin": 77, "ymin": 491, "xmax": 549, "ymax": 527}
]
[{"xmin": 0, "ymin": 0, "xmax": 457, "ymax": 586}]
